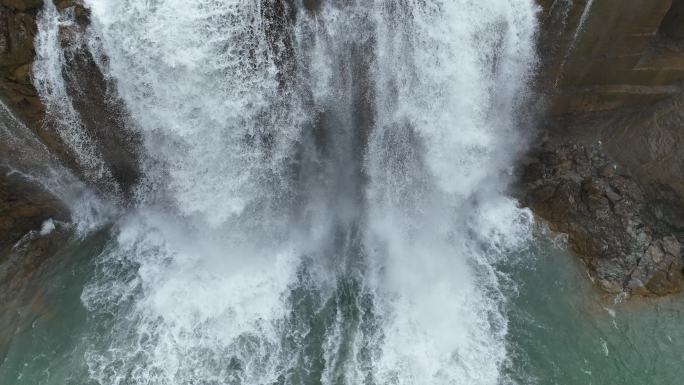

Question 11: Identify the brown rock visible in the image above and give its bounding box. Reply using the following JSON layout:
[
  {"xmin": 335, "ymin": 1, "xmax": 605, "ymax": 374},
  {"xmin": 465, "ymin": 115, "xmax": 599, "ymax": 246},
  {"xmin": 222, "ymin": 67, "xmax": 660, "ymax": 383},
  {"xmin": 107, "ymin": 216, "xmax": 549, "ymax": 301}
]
[
  {"xmin": 11, "ymin": 62, "xmax": 31, "ymax": 83},
  {"xmin": 526, "ymin": 0, "xmax": 684, "ymax": 297},
  {"xmin": 302, "ymin": 0, "xmax": 320, "ymax": 11},
  {"xmin": 517, "ymin": 140, "xmax": 684, "ymax": 297},
  {"xmin": 1, "ymin": 10, "xmax": 37, "ymax": 66},
  {"xmin": 662, "ymin": 235, "xmax": 681, "ymax": 256},
  {"xmin": 55, "ymin": 11, "xmax": 141, "ymax": 199},
  {"xmin": 0, "ymin": 5, "xmax": 44, "ymax": 131},
  {"xmin": 54, "ymin": 0, "xmax": 90, "ymax": 26},
  {"xmin": 0, "ymin": 165, "xmax": 69, "ymax": 252},
  {"xmin": 632, "ymin": 237, "xmax": 684, "ymax": 296},
  {"xmin": 0, "ymin": 2, "xmax": 141, "ymax": 201},
  {"xmin": 598, "ymin": 163, "xmax": 616, "ymax": 178},
  {"xmin": 1, "ymin": 0, "xmax": 42, "ymax": 11},
  {"xmin": 0, "ymin": 224, "xmax": 73, "ymax": 364}
]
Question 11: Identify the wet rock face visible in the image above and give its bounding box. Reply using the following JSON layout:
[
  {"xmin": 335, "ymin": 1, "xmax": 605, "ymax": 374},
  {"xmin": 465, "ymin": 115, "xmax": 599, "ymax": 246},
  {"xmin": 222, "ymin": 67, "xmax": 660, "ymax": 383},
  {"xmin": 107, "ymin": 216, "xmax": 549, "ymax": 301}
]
[
  {"xmin": 55, "ymin": 2, "xmax": 141, "ymax": 199},
  {"xmin": 301, "ymin": 0, "xmax": 320, "ymax": 11},
  {"xmin": 519, "ymin": 140, "xmax": 684, "ymax": 296},
  {"xmin": 0, "ymin": 224, "xmax": 73, "ymax": 364},
  {"xmin": 526, "ymin": 0, "xmax": 684, "ymax": 297},
  {"xmin": 0, "ymin": 165, "xmax": 69, "ymax": 252},
  {"xmin": 0, "ymin": 0, "xmax": 140, "ymax": 201},
  {"xmin": 660, "ymin": 0, "xmax": 684, "ymax": 42},
  {"xmin": 0, "ymin": 2, "xmax": 44, "ymax": 130},
  {"xmin": 538, "ymin": 0, "xmax": 684, "ymax": 114},
  {"xmin": 1, "ymin": 1, "xmax": 42, "ymax": 11},
  {"xmin": 636, "ymin": 237, "xmax": 683, "ymax": 295}
]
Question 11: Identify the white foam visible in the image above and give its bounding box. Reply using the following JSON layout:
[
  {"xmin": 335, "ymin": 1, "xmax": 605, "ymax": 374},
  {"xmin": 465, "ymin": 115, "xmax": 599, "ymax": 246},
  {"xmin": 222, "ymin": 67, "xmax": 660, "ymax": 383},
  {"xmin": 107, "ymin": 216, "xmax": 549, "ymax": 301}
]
[
  {"xmin": 39, "ymin": 219, "xmax": 56, "ymax": 235},
  {"xmin": 366, "ymin": 1, "xmax": 537, "ymax": 383},
  {"xmin": 47, "ymin": 0, "xmax": 540, "ymax": 383},
  {"xmin": 85, "ymin": 0, "xmax": 304, "ymax": 225},
  {"xmin": 33, "ymin": 2, "xmax": 118, "ymax": 194}
]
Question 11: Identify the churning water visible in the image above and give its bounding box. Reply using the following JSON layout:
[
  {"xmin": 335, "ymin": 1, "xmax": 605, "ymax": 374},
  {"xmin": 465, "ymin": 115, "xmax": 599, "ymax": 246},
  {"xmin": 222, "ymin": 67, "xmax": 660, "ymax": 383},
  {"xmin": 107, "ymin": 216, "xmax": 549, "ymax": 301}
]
[
  {"xmin": 11, "ymin": 1, "xmax": 681, "ymax": 385},
  {"xmin": 15, "ymin": 0, "xmax": 538, "ymax": 383},
  {"xmin": 67, "ymin": 1, "xmax": 535, "ymax": 383}
]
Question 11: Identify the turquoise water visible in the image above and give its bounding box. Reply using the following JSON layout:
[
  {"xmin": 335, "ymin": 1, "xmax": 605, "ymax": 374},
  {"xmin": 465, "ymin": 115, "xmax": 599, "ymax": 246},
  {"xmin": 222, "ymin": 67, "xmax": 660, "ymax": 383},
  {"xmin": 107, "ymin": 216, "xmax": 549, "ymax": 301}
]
[
  {"xmin": 504, "ymin": 240, "xmax": 684, "ymax": 385},
  {"xmin": 1, "ymin": 229, "xmax": 683, "ymax": 385},
  {"xmin": 0, "ymin": 230, "xmax": 108, "ymax": 385}
]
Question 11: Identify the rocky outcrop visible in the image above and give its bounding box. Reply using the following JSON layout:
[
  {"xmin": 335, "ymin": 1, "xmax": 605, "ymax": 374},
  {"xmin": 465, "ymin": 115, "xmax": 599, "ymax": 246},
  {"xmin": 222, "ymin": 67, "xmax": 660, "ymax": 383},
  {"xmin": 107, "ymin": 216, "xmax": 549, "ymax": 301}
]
[
  {"xmin": 0, "ymin": 166, "xmax": 68, "ymax": 253},
  {"xmin": 525, "ymin": 0, "xmax": 684, "ymax": 296},
  {"xmin": 54, "ymin": 1, "xmax": 140, "ymax": 197},
  {"xmin": 0, "ymin": 0, "xmax": 138, "ymax": 259},
  {"xmin": 0, "ymin": 223, "xmax": 107, "ymax": 365},
  {"xmin": 519, "ymin": 139, "xmax": 683, "ymax": 295},
  {"xmin": 0, "ymin": 1, "xmax": 46, "ymax": 134},
  {"xmin": 0, "ymin": 0, "xmax": 140, "ymax": 200}
]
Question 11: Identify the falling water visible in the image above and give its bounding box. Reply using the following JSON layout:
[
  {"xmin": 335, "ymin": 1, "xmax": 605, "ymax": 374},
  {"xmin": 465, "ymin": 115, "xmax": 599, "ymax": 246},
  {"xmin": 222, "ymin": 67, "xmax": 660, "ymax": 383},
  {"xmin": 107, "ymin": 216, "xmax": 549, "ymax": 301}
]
[
  {"xmin": 0, "ymin": 99, "xmax": 114, "ymax": 233},
  {"xmin": 33, "ymin": 1, "xmax": 120, "ymax": 197},
  {"xmin": 27, "ymin": 0, "xmax": 538, "ymax": 384}
]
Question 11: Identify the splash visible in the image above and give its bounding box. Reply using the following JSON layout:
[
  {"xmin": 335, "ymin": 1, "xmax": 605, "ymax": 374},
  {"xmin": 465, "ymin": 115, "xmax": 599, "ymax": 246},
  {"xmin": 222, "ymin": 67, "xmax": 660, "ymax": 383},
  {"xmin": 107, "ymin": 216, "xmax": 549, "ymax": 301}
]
[
  {"xmin": 33, "ymin": 0, "xmax": 538, "ymax": 384},
  {"xmin": 366, "ymin": 3, "xmax": 536, "ymax": 383}
]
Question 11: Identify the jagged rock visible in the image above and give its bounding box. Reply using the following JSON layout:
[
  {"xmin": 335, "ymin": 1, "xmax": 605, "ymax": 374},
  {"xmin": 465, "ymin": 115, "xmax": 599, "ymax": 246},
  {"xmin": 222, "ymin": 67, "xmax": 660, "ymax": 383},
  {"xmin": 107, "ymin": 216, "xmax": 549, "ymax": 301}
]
[
  {"xmin": 518, "ymin": 140, "xmax": 684, "ymax": 296},
  {"xmin": 526, "ymin": 0, "xmax": 684, "ymax": 298},
  {"xmin": 0, "ymin": 4, "xmax": 45, "ymax": 128},
  {"xmin": 630, "ymin": 236, "xmax": 684, "ymax": 295},
  {"xmin": 55, "ymin": 3, "xmax": 140, "ymax": 198},
  {"xmin": 0, "ymin": 165, "xmax": 69, "ymax": 252},
  {"xmin": 54, "ymin": 0, "xmax": 88, "ymax": 24},
  {"xmin": 0, "ymin": 1, "xmax": 140, "ymax": 200},
  {"xmin": 1, "ymin": 1, "xmax": 42, "ymax": 11},
  {"xmin": 0, "ymin": 224, "xmax": 72, "ymax": 364}
]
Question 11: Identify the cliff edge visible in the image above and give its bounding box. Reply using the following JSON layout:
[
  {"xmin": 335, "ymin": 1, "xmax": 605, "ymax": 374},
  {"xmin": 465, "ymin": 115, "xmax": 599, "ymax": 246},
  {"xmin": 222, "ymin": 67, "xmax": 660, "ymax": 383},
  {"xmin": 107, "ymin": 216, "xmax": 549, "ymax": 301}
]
[{"xmin": 520, "ymin": 0, "xmax": 684, "ymax": 296}]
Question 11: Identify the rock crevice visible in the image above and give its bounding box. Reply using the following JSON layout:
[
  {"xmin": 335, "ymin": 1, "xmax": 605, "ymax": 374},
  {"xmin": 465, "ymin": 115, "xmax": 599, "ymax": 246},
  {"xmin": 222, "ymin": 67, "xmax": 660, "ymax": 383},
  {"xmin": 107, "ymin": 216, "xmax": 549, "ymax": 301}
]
[{"xmin": 525, "ymin": 0, "xmax": 684, "ymax": 296}]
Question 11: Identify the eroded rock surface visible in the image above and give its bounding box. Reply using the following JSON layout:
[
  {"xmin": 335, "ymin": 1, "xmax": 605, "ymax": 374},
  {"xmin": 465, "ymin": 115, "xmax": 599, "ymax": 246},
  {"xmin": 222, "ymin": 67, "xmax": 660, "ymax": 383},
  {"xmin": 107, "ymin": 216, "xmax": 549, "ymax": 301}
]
[
  {"xmin": 0, "ymin": 224, "xmax": 82, "ymax": 364},
  {"xmin": 0, "ymin": 1, "xmax": 44, "ymax": 130},
  {"xmin": 0, "ymin": 0, "xmax": 140, "ymax": 200},
  {"xmin": 54, "ymin": 2, "xmax": 140, "ymax": 197},
  {"xmin": 525, "ymin": 0, "xmax": 684, "ymax": 296},
  {"xmin": 0, "ymin": 165, "xmax": 68, "ymax": 253},
  {"xmin": 519, "ymin": 139, "xmax": 683, "ymax": 296}
]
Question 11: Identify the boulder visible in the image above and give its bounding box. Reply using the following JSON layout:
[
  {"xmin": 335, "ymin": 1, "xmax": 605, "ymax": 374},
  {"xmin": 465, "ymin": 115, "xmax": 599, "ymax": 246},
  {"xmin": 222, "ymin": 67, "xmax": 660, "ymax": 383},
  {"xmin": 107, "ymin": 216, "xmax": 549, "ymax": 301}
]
[
  {"xmin": 0, "ymin": 165, "xmax": 69, "ymax": 252},
  {"xmin": 1, "ymin": 1, "xmax": 42, "ymax": 11},
  {"xmin": 0, "ymin": 1, "xmax": 140, "ymax": 200},
  {"xmin": 525, "ymin": 0, "xmax": 684, "ymax": 297},
  {"xmin": 518, "ymin": 140, "xmax": 684, "ymax": 296}
]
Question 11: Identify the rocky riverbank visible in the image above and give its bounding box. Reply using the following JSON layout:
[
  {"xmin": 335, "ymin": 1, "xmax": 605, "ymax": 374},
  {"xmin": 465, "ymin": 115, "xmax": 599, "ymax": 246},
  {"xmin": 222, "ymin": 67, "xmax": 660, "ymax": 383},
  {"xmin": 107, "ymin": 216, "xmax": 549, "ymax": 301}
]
[
  {"xmin": 518, "ymin": 134, "xmax": 684, "ymax": 295},
  {"xmin": 519, "ymin": 0, "xmax": 684, "ymax": 296}
]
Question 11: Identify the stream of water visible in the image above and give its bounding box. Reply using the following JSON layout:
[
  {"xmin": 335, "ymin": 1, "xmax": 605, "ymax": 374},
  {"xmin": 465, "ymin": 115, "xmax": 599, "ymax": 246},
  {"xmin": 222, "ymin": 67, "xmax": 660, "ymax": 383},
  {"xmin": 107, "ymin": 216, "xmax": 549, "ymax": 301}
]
[{"xmin": 1, "ymin": 1, "xmax": 683, "ymax": 384}]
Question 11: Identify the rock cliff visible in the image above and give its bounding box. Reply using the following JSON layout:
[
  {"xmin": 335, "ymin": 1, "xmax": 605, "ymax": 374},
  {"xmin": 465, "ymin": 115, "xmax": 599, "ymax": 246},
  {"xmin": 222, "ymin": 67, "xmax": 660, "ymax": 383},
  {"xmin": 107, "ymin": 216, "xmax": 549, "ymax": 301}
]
[
  {"xmin": 0, "ymin": 0, "xmax": 139, "ymax": 200},
  {"xmin": 0, "ymin": 0, "xmax": 140, "ymax": 249},
  {"xmin": 0, "ymin": 1, "xmax": 45, "ymax": 140},
  {"xmin": 522, "ymin": 0, "xmax": 684, "ymax": 296}
]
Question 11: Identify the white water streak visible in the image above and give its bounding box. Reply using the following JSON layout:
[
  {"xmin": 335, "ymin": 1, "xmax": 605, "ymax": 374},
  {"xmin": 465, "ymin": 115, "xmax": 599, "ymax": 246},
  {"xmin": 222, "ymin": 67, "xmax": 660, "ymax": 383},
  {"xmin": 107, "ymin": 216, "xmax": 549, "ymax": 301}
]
[
  {"xmin": 367, "ymin": 1, "xmax": 537, "ymax": 384},
  {"xmin": 33, "ymin": 2, "xmax": 117, "ymax": 195},
  {"xmin": 31, "ymin": 0, "xmax": 540, "ymax": 384},
  {"xmin": 0, "ymin": 99, "xmax": 115, "ymax": 234},
  {"xmin": 86, "ymin": 0, "xmax": 303, "ymax": 225}
]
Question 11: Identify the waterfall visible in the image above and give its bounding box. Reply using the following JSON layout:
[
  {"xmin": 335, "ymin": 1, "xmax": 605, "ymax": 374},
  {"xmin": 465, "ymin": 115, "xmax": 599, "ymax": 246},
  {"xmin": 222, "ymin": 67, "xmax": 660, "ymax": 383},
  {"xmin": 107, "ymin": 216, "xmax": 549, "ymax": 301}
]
[
  {"xmin": 32, "ymin": 0, "xmax": 538, "ymax": 384},
  {"xmin": 33, "ymin": 1, "xmax": 120, "ymax": 197},
  {"xmin": 366, "ymin": 2, "xmax": 536, "ymax": 384},
  {"xmin": 0, "ymin": 98, "xmax": 115, "ymax": 233}
]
